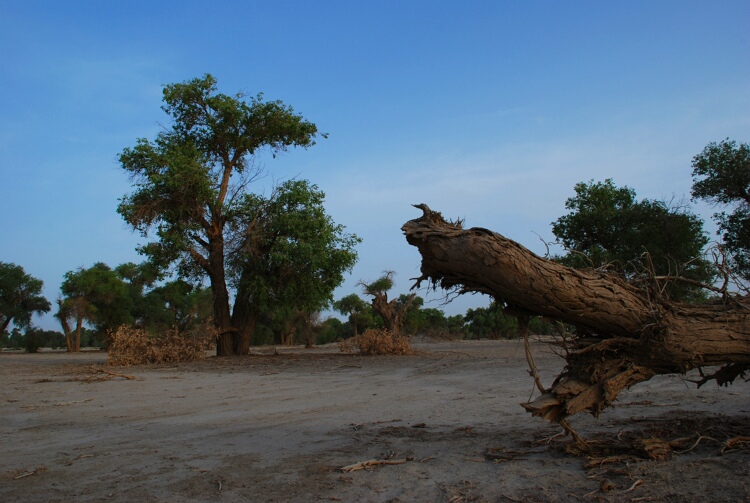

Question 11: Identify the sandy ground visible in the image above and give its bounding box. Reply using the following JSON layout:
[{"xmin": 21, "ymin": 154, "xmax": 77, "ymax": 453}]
[{"xmin": 1, "ymin": 338, "xmax": 748, "ymax": 503}]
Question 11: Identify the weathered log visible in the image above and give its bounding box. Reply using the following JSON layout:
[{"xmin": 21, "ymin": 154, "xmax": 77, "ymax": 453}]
[{"xmin": 402, "ymin": 204, "xmax": 750, "ymax": 422}]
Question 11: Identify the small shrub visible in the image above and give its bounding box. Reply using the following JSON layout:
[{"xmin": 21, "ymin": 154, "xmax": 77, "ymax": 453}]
[
  {"xmin": 107, "ymin": 326, "xmax": 215, "ymax": 365},
  {"xmin": 23, "ymin": 333, "xmax": 41, "ymax": 353},
  {"xmin": 338, "ymin": 328, "xmax": 413, "ymax": 355}
]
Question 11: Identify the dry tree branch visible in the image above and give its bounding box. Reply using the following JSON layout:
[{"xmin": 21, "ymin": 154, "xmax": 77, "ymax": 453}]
[{"xmin": 340, "ymin": 458, "xmax": 410, "ymax": 472}]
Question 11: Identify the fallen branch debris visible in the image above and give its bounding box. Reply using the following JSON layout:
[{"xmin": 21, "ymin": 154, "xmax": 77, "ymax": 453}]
[
  {"xmin": 624, "ymin": 479, "xmax": 643, "ymax": 493},
  {"xmin": 722, "ymin": 436, "xmax": 750, "ymax": 454},
  {"xmin": 340, "ymin": 458, "xmax": 411, "ymax": 473},
  {"xmin": 13, "ymin": 466, "xmax": 47, "ymax": 480},
  {"xmin": 76, "ymin": 366, "xmax": 137, "ymax": 382},
  {"xmin": 402, "ymin": 204, "xmax": 750, "ymax": 422},
  {"xmin": 54, "ymin": 398, "xmax": 93, "ymax": 406}
]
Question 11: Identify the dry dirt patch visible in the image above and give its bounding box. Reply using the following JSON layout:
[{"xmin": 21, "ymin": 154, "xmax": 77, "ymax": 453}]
[{"xmin": 1, "ymin": 339, "xmax": 748, "ymax": 502}]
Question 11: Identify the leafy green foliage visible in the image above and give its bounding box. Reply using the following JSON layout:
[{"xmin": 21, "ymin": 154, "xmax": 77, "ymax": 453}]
[
  {"xmin": 464, "ymin": 302, "xmax": 520, "ymax": 339},
  {"xmin": 461, "ymin": 303, "xmax": 552, "ymax": 340},
  {"xmin": 691, "ymin": 139, "xmax": 750, "ymax": 280},
  {"xmin": 117, "ymin": 74, "xmax": 326, "ymax": 354},
  {"xmin": 334, "ymin": 291, "xmax": 467, "ymax": 339},
  {"xmin": 333, "ymin": 293, "xmax": 369, "ymax": 318},
  {"xmin": 333, "ymin": 293, "xmax": 371, "ymax": 336},
  {"xmin": 399, "ymin": 295, "xmax": 465, "ymax": 337},
  {"xmin": 230, "ymin": 180, "xmax": 359, "ymax": 345},
  {"xmin": 59, "ymin": 263, "xmax": 134, "ymax": 344},
  {"xmin": 552, "ymin": 179, "xmax": 713, "ymax": 300},
  {"xmin": 0, "ymin": 262, "xmax": 51, "ymax": 333},
  {"xmin": 118, "ymin": 75, "xmax": 321, "ymax": 247},
  {"xmin": 0, "ymin": 327, "xmax": 65, "ymax": 352},
  {"xmin": 364, "ymin": 275, "xmax": 394, "ymax": 295},
  {"xmin": 141, "ymin": 280, "xmax": 213, "ymax": 335},
  {"xmin": 403, "ymin": 304, "xmax": 463, "ymax": 337},
  {"xmin": 316, "ymin": 317, "xmax": 346, "ymax": 344},
  {"xmin": 56, "ymin": 260, "xmax": 215, "ymax": 350}
]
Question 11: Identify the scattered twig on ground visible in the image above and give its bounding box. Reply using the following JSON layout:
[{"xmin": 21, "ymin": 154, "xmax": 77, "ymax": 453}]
[
  {"xmin": 673, "ymin": 433, "xmax": 716, "ymax": 454},
  {"xmin": 101, "ymin": 369, "xmax": 137, "ymax": 380},
  {"xmin": 65, "ymin": 454, "xmax": 95, "ymax": 466},
  {"xmin": 721, "ymin": 436, "xmax": 750, "ymax": 454},
  {"xmin": 615, "ymin": 400, "xmax": 680, "ymax": 407},
  {"xmin": 484, "ymin": 447, "xmax": 526, "ymax": 463},
  {"xmin": 13, "ymin": 466, "xmax": 47, "ymax": 480},
  {"xmin": 584, "ymin": 455, "xmax": 634, "ymax": 470},
  {"xmin": 340, "ymin": 458, "xmax": 410, "ymax": 472},
  {"xmin": 561, "ymin": 419, "xmax": 589, "ymax": 449},
  {"xmin": 77, "ymin": 366, "xmax": 137, "ymax": 382},
  {"xmin": 582, "ymin": 488, "xmax": 599, "ymax": 498},
  {"xmin": 54, "ymin": 398, "xmax": 93, "ymax": 406},
  {"xmin": 536, "ymin": 427, "xmax": 568, "ymax": 445},
  {"xmin": 624, "ymin": 479, "xmax": 643, "ymax": 493}
]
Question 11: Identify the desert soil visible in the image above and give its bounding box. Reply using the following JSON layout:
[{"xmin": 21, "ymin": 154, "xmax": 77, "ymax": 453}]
[{"xmin": 1, "ymin": 338, "xmax": 748, "ymax": 502}]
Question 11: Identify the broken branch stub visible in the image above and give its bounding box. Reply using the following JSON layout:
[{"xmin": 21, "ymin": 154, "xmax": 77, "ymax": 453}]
[{"xmin": 402, "ymin": 204, "xmax": 750, "ymax": 422}]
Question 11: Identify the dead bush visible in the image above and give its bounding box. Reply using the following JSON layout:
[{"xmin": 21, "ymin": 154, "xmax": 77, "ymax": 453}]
[
  {"xmin": 338, "ymin": 328, "xmax": 414, "ymax": 355},
  {"xmin": 107, "ymin": 326, "xmax": 215, "ymax": 366}
]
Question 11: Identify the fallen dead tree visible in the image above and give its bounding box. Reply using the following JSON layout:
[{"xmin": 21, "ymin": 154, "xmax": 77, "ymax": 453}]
[{"xmin": 402, "ymin": 204, "xmax": 750, "ymax": 422}]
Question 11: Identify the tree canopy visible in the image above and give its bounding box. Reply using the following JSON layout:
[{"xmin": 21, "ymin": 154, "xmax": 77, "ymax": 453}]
[
  {"xmin": 333, "ymin": 294, "xmax": 373, "ymax": 337},
  {"xmin": 691, "ymin": 139, "xmax": 750, "ymax": 281},
  {"xmin": 141, "ymin": 279, "xmax": 213, "ymax": 336},
  {"xmin": 229, "ymin": 179, "xmax": 360, "ymax": 351},
  {"xmin": 0, "ymin": 262, "xmax": 50, "ymax": 333},
  {"xmin": 552, "ymin": 179, "xmax": 713, "ymax": 300},
  {"xmin": 117, "ymin": 74, "xmax": 328, "ymax": 355},
  {"xmin": 58, "ymin": 262, "xmax": 134, "ymax": 350}
]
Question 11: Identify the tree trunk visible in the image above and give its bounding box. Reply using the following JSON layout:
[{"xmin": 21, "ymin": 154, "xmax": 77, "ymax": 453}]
[
  {"xmin": 73, "ymin": 314, "xmax": 83, "ymax": 352},
  {"xmin": 370, "ymin": 293, "xmax": 415, "ymax": 334},
  {"xmin": 351, "ymin": 313, "xmax": 359, "ymax": 337},
  {"xmin": 56, "ymin": 303, "xmax": 73, "ymax": 352},
  {"xmin": 402, "ymin": 204, "xmax": 750, "ymax": 422},
  {"xmin": 230, "ymin": 279, "xmax": 258, "ymax": 355},
  {"xmin": 207, "ymin": 250, "xmax": 234, "ymax": 356},
  {"xmin": 231, "ymin": 308, "xmax": 255, "ymax": 355},
  {"xmin": 212, "ymin": 279, "xmax": 234, "ymax": 356},
  {"xmin": 370, "ymin": 293, "xmax": 397, "ymax": 332},
  {"xmin": 279, "ymin": 315, "xmax": 297, "ymax": 346}
]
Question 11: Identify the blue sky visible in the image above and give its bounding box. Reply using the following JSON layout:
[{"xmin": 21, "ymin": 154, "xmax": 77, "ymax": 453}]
[{"xmin": 2, "ymin": 1, "xmax": 749, "ymax": 331}]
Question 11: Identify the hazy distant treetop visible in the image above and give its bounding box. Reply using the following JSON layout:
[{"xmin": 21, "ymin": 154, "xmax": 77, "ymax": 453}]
[{"xmin": 0, "ymin": 262, "xmax": 51, "ymax": 332}]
